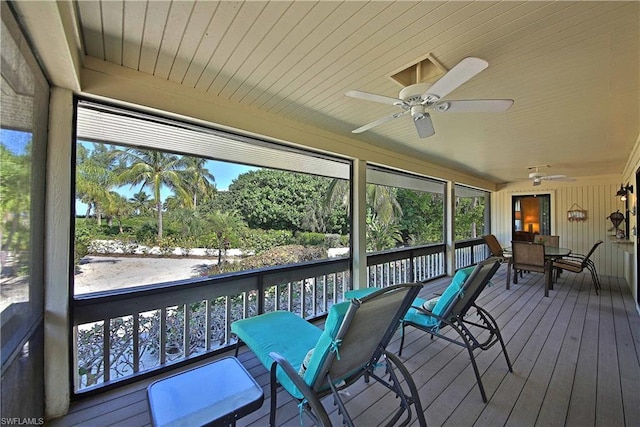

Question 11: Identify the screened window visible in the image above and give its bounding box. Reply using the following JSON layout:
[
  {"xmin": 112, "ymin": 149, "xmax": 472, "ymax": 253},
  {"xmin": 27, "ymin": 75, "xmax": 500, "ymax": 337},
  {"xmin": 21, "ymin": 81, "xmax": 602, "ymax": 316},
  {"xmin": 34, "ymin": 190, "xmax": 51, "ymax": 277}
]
[
  {"xmin": 454, "ymin": 184, "xmax": 489, "ymax": 240},
  {"xmin": 366, "ymin": 166, "xmax": 445, "ymax": 251},
  {"xmin": 73, "ymin": 101, "xmax": 350, "ymax": 295},
  {"xmin": 1, "ymin": 2, "xmax": 49, "ymax": 416}
]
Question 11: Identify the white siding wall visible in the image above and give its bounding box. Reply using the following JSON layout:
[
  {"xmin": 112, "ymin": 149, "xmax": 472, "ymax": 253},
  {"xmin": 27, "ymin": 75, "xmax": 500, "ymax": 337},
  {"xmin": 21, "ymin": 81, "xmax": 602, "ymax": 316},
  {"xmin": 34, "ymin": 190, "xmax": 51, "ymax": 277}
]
[{"xmin": 491, "ymin": 176, "xmax": 625, "ymax": 278}]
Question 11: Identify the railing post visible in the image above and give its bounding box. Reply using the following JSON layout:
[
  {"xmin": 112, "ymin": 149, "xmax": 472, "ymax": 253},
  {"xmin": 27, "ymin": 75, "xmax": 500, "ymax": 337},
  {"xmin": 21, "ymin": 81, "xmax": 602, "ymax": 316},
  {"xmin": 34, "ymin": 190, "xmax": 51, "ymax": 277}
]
[
  {"xmin": 205, "ymin": 300, "xmax": 211, "ymax": 351},
  {"xmin": 410, "ymin": 249, "xmax": 415, "ymax": 282},
  {"xmin": 133, "ymin": 315, "xmax": 140, "ymax": 373},
  {"xmin": 183, "ymin": 303, "xmax": 190, "ymax": 358},
  {"xmin": 257, "ymin": 274, "xmax": 265, "ymax": 315},
  {"xmin": 159, "ymin": 308, "xmax": 167, "ymax": 365},
  {"xmin": 103, "ymin": 321, "xmax": 110, "ymax": 382},
  {"xmin": 225, "ymin": 296, "xmax": 232, "ymax": 345}
]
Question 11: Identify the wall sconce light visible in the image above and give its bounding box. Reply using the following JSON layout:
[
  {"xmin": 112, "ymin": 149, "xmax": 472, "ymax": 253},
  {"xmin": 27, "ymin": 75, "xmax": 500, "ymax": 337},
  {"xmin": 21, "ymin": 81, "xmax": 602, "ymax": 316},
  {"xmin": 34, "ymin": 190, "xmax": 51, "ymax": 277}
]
[{"xmin": 616, "ymin": 183, "xmax": 633, "ymax": 201}]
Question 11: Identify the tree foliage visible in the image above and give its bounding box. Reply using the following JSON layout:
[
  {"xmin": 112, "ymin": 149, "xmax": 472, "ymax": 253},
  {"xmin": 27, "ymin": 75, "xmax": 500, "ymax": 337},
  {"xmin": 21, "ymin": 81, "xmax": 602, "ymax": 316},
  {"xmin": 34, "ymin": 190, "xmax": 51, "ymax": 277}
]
[
  {"xmin": 454, "ymin": 196, "xmax": 486, "ymax": 240},
  {"xmin": 226, "ymin": 169, "xmax": 346, "ymax": 233},
  {"xmin": 0, "ymin": 143, "xmax": 31, "ymax": 255},
  {"xmin": 396, "ymin": 189, "xmax": 444, "ymax": 244}
]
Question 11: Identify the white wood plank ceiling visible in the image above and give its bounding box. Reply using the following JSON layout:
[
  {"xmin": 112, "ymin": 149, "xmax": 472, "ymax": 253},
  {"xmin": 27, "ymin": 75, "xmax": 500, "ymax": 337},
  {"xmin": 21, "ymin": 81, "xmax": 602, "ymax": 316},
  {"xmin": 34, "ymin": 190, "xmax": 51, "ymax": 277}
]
[{"xmin": 74, "ymin": 1, "xmax": 639, "ymax": 185}]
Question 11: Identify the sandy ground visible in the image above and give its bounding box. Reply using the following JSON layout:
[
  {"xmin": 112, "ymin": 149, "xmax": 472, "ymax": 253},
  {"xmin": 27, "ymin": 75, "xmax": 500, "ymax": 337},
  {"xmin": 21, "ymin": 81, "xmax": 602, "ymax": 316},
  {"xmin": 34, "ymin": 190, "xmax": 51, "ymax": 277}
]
[{"xmin": 74, "ymin": 255, "xmax": 217, "ymax": 294}]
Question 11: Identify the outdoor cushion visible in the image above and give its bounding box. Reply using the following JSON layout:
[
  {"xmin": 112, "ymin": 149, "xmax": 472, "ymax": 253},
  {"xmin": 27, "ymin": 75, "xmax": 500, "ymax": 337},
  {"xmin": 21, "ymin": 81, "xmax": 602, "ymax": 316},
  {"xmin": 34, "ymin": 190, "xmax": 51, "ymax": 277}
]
[
  {"xmin": 231, "ymin": 311, "xmax": 321, "ymax": 398},
  {"xmin": 301, "ymin": 302, "xmax": 350, "ymax": 388},
  {"xmin": 422, "ymin": 297, "xmax": 439, "ymax": 311},
  {"xmin": 431, "ymin": 266, "xmax": 474, "ymax": 317},
  {"xmin": 404, "ymin": 266, "xmax": 475, "ymax": 328},
  {"xmin": 346, "ymin": 266, "xmax": 474, "ymax": 326},
  {"xmin": 231, "ymin": 301, "xmax": 350, "ymax": 399}
]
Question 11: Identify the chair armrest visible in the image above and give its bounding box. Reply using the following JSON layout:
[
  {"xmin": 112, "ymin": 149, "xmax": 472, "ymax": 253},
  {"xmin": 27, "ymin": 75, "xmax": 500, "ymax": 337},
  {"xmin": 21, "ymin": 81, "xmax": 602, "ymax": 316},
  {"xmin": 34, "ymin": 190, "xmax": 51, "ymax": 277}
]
[
  {"xmin": 269, "ymin": 352, "xmax": 331, "ymax": 427},
  {"xmin": 558, "ymin": 254, "xmax": 585, "ymax": 262},
  {"xmin": 410, "ymin": 306, "xmax": 448, "ymax": 324}
]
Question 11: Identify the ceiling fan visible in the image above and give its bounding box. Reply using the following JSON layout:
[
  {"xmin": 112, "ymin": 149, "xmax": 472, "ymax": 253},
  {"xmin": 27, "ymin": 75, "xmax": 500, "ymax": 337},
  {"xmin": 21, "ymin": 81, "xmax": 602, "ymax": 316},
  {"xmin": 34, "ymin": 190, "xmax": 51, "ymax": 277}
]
[
  {"xmin": 345, "ymin": 57, "xmax": 513, "ymax": 138},
  {"xmin": 528, "ymin": 165, "xmax": 575, "ymax": 186}
]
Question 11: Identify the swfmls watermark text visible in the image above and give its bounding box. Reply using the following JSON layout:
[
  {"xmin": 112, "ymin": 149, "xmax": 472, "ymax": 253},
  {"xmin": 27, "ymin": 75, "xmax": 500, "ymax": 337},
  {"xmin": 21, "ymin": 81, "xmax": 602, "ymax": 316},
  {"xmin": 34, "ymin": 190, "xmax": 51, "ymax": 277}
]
[{"xmin": 1, "ymin": 418, "xmax": 45, "ymax": 425}]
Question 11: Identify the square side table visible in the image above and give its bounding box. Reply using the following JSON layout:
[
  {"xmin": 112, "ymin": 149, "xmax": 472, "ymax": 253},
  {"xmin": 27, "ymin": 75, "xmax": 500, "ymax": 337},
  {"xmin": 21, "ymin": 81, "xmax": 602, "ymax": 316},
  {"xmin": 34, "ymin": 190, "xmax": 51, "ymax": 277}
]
[{"xmin": 148, "ymin": 356, "xmax": 264, "ymax": 426}]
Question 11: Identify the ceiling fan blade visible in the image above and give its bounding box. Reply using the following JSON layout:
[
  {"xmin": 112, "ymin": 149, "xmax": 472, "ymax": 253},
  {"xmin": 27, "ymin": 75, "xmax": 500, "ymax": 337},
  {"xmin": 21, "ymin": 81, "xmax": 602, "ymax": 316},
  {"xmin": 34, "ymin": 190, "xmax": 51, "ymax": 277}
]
[
  {"xmin": 352, "ymin": 110, "xmax": 408, "ymax": 134},
  {"xmin": 414, "ymin": 113, "xmax": 435, "ymax": 138},
  {"xmin": 422, "ymin": 57, "xmax": 488, "ymax": 101},
  {"xmin": 435, "ymin": 99, "xmax": 514, "ymax": 113},
  {"xmin": 543, "ymin": 175, "xmax": 576, "ymax": 181},
  {"xmin": 345, "ymin": 90, "xmax": 403, "ymax": 106}
]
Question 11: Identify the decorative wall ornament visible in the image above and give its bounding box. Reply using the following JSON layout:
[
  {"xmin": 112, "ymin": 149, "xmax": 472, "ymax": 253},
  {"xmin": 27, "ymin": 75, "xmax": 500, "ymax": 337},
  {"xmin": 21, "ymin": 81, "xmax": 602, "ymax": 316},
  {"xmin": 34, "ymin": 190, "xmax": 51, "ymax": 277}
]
[
  {"xmin": 607, "ymin": 210, "xmax": 625, "ymax": 238},
  {"xmin": 567, "ymin": 203, "xmax": 587, "ymax": 221}
]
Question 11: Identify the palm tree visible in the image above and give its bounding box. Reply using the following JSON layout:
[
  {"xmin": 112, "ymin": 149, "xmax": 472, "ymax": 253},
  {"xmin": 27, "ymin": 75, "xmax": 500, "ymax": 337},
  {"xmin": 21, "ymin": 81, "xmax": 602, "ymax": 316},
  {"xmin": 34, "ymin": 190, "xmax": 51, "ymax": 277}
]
[
  {"xmin": 103, "ymin": 192, "xmax": 132, "ymax": 233},
  {"xmin": 129, "ymin": 191, "xmax": 152, "ymax": 216},
  {"xmin": 75, "ymin": 143, "xmax": 117, "ymax": 224},
  {"xmin": 208, "ymin": 210, "xmax": 246, "ymax": 268},
  {"xmin": 182, "ymin": 156, "xmax": 215, "ymax": 210},
  {"xmin": 114, "ymin": 149, "xmax": 190, "ymax": 241},
  {"xmin": 325, "ymin": 179, "xmax": 402, "ymax": 225}
]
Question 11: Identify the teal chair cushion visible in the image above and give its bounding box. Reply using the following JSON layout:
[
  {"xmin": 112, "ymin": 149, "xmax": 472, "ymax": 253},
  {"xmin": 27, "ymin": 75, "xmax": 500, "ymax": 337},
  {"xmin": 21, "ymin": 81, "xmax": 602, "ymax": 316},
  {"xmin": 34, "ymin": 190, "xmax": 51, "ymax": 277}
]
[
  {"xmin": 301, "ymin": 301, "xmax": 350, "ymax": 388},
  {"xmin": 231, "ymin": 302, "xmax": 351, "ymax": 400},
  {"xmin": 231, "ymin": 311, "xmax": 322, "ymax": 398},
  {"xmin": 344, "ymin": 287, "xmax": 379, "ymax": 299},
  {"xmin": 404, "ymin": 266, "xmax": 475, "ymax": 329},
  {"xmin": 431, "ymin": 266, "xmax": 474, "ymax": 317}
]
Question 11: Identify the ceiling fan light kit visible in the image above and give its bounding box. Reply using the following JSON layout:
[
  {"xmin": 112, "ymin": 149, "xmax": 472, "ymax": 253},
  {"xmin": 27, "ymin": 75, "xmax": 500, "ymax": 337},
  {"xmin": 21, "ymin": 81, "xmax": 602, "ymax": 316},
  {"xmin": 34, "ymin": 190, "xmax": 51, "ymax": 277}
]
[{"xmin": 346, "ymin": 57, "xmax": 514, "ymax": 138}]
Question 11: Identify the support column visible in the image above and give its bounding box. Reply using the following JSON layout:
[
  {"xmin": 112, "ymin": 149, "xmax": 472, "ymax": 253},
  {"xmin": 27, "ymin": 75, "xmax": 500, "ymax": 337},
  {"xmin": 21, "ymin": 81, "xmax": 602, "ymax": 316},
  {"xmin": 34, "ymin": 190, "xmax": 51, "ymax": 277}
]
[
  {"xmin": 446, "ymin": 181, "xmax": 456, "ymax": 276},
  {"xmin": 45, "ymin": 88, "xmax": 74, "ymax": 418},
  {"xmin": 351, "ymin": 160, "xmax": 367, "ymax": 289}
]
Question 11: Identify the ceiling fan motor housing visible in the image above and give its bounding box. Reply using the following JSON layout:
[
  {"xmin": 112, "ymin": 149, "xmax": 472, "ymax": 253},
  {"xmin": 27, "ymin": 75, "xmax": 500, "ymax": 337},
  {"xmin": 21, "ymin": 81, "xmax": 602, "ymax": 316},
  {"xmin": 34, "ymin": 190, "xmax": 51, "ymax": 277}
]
[
  {"xmin": 529, "ymin": 171, "xmax": 544, "ymax": 180},
  {"xmin": 399, "ymin": 83, "xmax": 432, "ymax": 102}
]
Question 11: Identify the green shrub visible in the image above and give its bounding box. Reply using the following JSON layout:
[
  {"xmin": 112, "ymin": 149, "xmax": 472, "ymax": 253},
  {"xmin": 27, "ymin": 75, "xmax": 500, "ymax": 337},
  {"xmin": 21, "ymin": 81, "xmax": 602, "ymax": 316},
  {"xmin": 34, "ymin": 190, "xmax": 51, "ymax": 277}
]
[
  {"xmin": 74, "ymin": 223, "xmax": 94, "ymax": 265},
  {"xmin": 241, "ymin": 229, "xmax": 294, "ymax": 254},
  {"xmin": 135, "ymin": 221, "xmax": 158, "ymax": 244},
  {"xmin": 204, "ymin": 244, "xmax": 326, "ymax": 276},
  {"xmin": 324, "ymin": 233, "xmax": 346, "ymax": 248},
  {"xmin": 294, "ymin": 231, "xmax": 326, "ymax": 247}
]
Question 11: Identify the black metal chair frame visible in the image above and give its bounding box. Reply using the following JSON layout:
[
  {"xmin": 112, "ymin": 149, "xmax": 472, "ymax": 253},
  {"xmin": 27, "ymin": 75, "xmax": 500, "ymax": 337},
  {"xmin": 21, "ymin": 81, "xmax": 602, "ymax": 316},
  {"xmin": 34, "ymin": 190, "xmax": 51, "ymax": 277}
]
[
  {"xmin": 398, "ymin": 258, "xmax": 513, "ymax": 403},
  {"xmin": 553, "ymin": 240, "xmax": 603, "ymax": 294}
]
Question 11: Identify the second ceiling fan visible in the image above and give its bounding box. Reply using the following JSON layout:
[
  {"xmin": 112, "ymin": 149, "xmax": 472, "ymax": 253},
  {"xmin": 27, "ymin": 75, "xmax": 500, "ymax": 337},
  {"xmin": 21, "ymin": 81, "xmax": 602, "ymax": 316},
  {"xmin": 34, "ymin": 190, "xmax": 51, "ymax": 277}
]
[{"xmin": 345, "ymin": 57, "xmax": 513, "ymax": 138}]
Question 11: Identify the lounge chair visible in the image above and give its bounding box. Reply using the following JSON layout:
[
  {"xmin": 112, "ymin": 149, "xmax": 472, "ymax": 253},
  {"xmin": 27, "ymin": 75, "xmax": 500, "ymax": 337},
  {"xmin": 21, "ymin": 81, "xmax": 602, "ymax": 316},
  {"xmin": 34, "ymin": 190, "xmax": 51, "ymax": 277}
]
[
  {"xmin": 231, "ymin": 283, "xmax": 426, "ymax": 427},
  {"xmin": 397, "ymin": 258, "xmax": 512, "ymax": 403}
]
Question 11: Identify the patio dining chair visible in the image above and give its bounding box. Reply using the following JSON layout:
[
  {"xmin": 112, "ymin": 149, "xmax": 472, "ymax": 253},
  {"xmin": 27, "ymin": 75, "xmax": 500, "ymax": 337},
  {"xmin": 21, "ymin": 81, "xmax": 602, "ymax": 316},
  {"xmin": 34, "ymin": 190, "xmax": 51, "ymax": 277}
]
[
  {"xmin": 511, "ymin": 241, "xmax": 553, "ymax": 296},
  {"xmin": 535, "ymin": 235, "xmax": 561, "ymax": 280},
  {"xmin": 535, "ymin": 234, "xmax": 560, "ymax": 246},
  {"xmin": 552, "ymin": 240, "xmax": 603, "ymax": 294},
  {"xmin": 482, "ymin": 234, "xmax": 512, "ymax": 288},
  {"xmin": 397, "ymin": 257, "xmax": 512, "ymax": 403},
  {"xmin": 231, "ymin": 283, "xmax": 426, "ymax": 427}
]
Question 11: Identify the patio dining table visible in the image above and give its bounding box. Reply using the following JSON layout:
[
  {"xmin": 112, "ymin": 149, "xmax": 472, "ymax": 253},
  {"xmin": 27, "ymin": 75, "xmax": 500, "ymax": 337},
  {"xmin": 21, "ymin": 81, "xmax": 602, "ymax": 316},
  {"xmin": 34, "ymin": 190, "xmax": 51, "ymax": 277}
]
[
  {"xmin": 504, "ymin": 245, "xmax": 571, "ymax": 259},
  {"xmin": 504, "ymin": 245, "xmax": 572, "ymax": 291}
]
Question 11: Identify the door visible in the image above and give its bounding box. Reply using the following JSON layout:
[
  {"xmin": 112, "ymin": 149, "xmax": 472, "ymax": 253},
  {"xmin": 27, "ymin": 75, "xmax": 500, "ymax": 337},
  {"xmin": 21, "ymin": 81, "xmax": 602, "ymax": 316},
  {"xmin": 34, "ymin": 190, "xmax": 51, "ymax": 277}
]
[{"xmin": 512, "ymin": 194, "xmax": 551, "ymax": 242}]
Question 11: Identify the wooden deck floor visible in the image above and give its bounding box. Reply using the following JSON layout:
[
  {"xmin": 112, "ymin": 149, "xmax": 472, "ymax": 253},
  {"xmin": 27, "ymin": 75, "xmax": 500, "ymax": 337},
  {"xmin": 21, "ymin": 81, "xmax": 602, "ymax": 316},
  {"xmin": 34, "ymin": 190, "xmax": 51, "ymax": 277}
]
[{"xmin": 48, "ymin": 265, "xmax": 640, "ymax": 426}]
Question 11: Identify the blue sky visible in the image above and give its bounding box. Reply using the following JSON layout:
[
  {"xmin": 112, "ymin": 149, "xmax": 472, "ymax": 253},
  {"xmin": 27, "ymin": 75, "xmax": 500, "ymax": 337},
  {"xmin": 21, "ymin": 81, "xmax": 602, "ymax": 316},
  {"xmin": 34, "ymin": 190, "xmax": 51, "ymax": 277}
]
[{"xmin": 0, "ymin": 128, "xmax": 31, "ymax": 155}]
